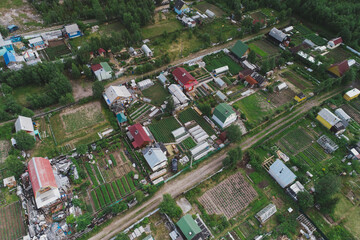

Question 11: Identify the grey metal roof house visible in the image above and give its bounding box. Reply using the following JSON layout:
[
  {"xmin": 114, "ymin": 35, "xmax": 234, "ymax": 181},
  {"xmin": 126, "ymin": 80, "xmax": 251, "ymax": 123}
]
[
  {"xmin": 335, "ymin": 108, "xmax": 351, "ymax": 126},
  {"xmin": 269, "ymin": 27, "xmax": 288, "ymax": 43},
  {"xmin": 142, "ymin": 147, "xmax": 168, "ymax": 172},
  {"xmin": 268, "ymin": 159, "xmax": 296, "ymax": 188}
]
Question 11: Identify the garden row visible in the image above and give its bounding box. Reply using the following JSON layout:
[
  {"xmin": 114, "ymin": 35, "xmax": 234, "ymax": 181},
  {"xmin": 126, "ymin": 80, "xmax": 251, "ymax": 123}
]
[
  {"xmin": 148, "ymin": 117, "xmax": 181, "ymax": 143},
  {"xmin": 203, "ymin": 51, "xmax": 243, "ymax": 75},
  {"xmin": 91, "ymin": 174, "xmax": 137, "ymax": 211},
  {"xmin": 178, "ymin": 108, "xmax": 215, "ymax": 135}
]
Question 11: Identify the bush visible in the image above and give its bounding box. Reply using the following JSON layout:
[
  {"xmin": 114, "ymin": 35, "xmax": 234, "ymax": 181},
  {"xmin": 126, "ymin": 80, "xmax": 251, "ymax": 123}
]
[{"xmin": 159, "ymin": 194, "xmax": 182, "ymax": 219}]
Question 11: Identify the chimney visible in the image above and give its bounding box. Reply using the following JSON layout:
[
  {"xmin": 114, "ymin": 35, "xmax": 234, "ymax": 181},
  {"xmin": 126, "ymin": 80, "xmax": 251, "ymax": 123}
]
[{"xmin": 279, "ymin": 167, "xmax": 284, "ymax": 174}]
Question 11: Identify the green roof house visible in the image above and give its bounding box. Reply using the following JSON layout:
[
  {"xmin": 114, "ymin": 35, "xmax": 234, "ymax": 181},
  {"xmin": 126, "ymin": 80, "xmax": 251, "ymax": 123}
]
[
  {"xmin": 230, "ymin": 40, "xmax": 249, "ymax": 59},
  {"xmin": 212, "ymin": 103, "xmax": 237, "ymax": 128},
  {"xmin": 176, "ymin": 215, "xmax": 202, "ymax": 240}
]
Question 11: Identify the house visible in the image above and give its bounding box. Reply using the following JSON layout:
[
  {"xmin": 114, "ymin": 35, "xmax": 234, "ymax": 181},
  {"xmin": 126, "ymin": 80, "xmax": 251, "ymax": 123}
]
[
  {"xmin": 335, "ymin": 108, "xmax": 351, "ymax": 127},
  {"xmin": 255, "ymin": 204, "xmax": 277, "ymax": 223},
  {"xmin": 287, "ymin": 181, "xmax": 305, "ymax": 200},
  {"xmin": 158, "ymin": 73, "xmax": 168, "ymax": 85},
  {"xmin": 91, "ymin": 62, "xmax": 113, "ymax": 81},
  {"xmin": 316, "ymin": 108, "xmax": 345, "ymax": 134},
  {"xmin": 172, "ymin": 67, "xmax": 198, "ymax": 91},
  {"xmin": 28, "ymin": 157, "xmax": 61, "ymax": 209},
  {"xmin": 294, "ymin": 92, "xmax": 306, "ymax": 102},
  {"xmin": 3, "ymin": 176, "xmax": 16, "ymax": 188},
  {"xmin": 238, "ymin": 68, "xmax": 254, "ymax": 80},
  {"xmin": 214, "ymin": 77, "xmax": 226, "ymax": 88},
  {"xmin": 168, "ymin": 84, "xmax": 189, "ymax": 106},
  {"xmin": 317, "ymin": 135, "xmax": 339, "ymax": 154},
  {"xmin": 64, "ymin": 24, "xmax": 82, "ymax": 39},
  {"xmin": 15, "ymin": 116, "xmax": 35, "ymax": 136},
  {"xmin": 244, "ymin": 75, "xmax": 258, "ymax": 87},
  {"xmin": 141, "ymin": 44, "xmax": 153, "ymax": 57},
  {"xmin": 7, "ymin": 25, "xmax": 19, "ymax": 33},
  {"xmin": 328, "ymin": 59, "xmax": 355, "ymax": 77},
  {"xmin": 174, "ymin": 0, "xmax": 190, "ymax": 15},
  {"xmin": 127, "ymin": 123, "xmax": 152, "ymax": 149},
  {"xmin": 4, "ymin": 51, "xmax": 16, "ymax": 66},
  {"xmin": 230, "ymin": 40, "xmax": 249, "ymax": 59},
  {"xmin": 343, "ymin": 88, "xmax": 360, "ymax": 101},
  {"xmin": 269, "ymin": 27, "xmax": 290, "ymax": 46},
  {"xmin": 137, "ymin": 79, "xmax": 154, "ymax": 90},
  {"xmin": 0, "ymin": 33, "xmax": 14, "ymax": 56},
  {"xmin": 212, "ymin": 103, "xmax": 237, "ymax": 128},
  {"xmin": 103, "ymin": 85, "xmax": 132, "ymax": 106},
  {"xmin": 116, "ymin": 112, "xmax": 127, "ymax": 125},
  {"xmin": 142, "ymin": 147, "xmax": 168, "ymax": 172},
  {"xmin": 177, "ymin": 215, "xmax": 202, "ymax": 240},
  {"xmin": 181, "ymin": 16, "xmax": 196, "ymax": 28},
  {"xmin": 250, "ymin": 72, "xmax": 267, "ymax": 87},
  {"xmin": 268, "ymin": 159, "xmax": 296, "ymax": 188},
  {"xmin": 327, "ymin": 37, "xmax": 343, "ymax": 49},
  {"xmin": 98, "ymin": 48, "xmax": 106, "ymax": 57},
  {"xmin": 29, "ymin": 37, "xmax": 47, "ymax": 49},
  {"xmin": 23, "ymin": 49, "xmax": 41, "ymax": 65}
]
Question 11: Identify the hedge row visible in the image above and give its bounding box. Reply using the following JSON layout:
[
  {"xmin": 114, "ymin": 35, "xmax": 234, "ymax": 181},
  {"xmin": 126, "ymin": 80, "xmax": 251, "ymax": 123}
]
[
  {"xmin": 106, "ymin": 183, "xmax": 116, "ymax": 202},
  {"xmin": 116, "ymin": 179, "xmax": 126, "ymax": 196},
  {"xmin": 110, "ymin": 154, "xmax": 117, "ymax": 167},
  {"xmin": 85, "ymin": 163, "xmax": 99, "ymax": 187},
  {"xmin": 100, "ymin": 185, "xmax": 111, "ymax": 205},
  {"xmin": 96, "ymin": 188, "xmax": 105, "ymax": 207},
  {"xmin": 112, "ymin": 182, "xmax": 121, "ymax": 199},
  {"xmin": 91, "ymin": 191, "xmax": 100, "ymax": 211}
]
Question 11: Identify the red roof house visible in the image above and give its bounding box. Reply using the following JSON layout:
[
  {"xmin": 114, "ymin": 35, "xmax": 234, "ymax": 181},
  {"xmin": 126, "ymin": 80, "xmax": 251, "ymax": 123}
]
[
  {"xmin": 91, "ymin": 63, "xmax": 102, "ymax": 73},
  {"xmin": 28, "ymin": 157, "xmax": 60, "ymax": 208},
  {"xmin": 238, "ymin": 69, "xmax": 254, "ymax": 80},
  {"xmin": 128, "ymin": 123, "xmax": 152, "ymax": 149},
  {"xmin": 172, "ymin": 67, "xmax": 198, "ymax": 91},
  {"xmin": 98, "ymin": 48, "xmax": 106, "ymax": 56},
  {"xmin": 328, "ymin": 60, "xmax": 350, "ymax": 77},
  {"xmin": 328, "ymin": 37, "xmax": 343, "ymax": 48},
  {"xmin": 245, "ymin": 75, "xmax": 258, "ymax": 86}
]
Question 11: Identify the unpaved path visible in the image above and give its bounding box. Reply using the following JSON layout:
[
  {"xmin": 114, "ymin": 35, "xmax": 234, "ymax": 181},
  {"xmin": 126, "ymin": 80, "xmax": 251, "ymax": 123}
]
[{"xmin": 89, "ymin": 88, "xmax": 342, "ymax": 240}]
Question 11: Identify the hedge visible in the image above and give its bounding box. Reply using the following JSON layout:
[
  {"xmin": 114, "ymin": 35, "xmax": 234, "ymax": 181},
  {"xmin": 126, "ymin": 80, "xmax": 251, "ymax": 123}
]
[
  {"xmin": 94, "ymin": 165, "xmax": 104, "ymax": 184},
  {"xmin": 121, "ymin": 176, "xmax": 130, "ymax": 193},
  {"xmin": 91, "ymin": 191, "xmax": 100, "ymax": 211},
  {"xmin": 100, "ymin": 185, "xmax": 111, "ymax": 205},
  {"xmin": 116, "ymin": 179, "xmax": 126, "ymax": 196},
  {"xmin": 95, "ymin": 188, "xmax": 105, "ymax": 207},
  {"xmin": 126, "ymin": 175, "xmax": 136, "ymax": 191},
  {"xmin": 112, "ymin": 182, "xmax": 121, "ymax": 199},
  {"xmin": 110, "ymin": 154, "xmax": 117, "ymax": 167},
  {"xmin": 106, "ymin": 183, "xmax": 116, "ymax": 202},
  {"xmin": 85, "ymin": 163, "xmax": 99, "ymax": 187}
]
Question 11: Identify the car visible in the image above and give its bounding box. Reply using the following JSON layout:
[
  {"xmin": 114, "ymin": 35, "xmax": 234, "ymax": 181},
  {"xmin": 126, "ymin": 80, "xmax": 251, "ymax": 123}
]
[{"xmin": 172, "ymin": 158, "xmax": 178, "ymax": 172}]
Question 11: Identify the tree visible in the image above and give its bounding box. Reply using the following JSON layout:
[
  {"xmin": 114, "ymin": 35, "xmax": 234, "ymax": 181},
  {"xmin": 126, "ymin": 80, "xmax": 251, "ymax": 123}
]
[
  {"xmin": 21, "ymin": 108, "xmax": 34, "ymax": 117},
  {"xmin": 226, "ymin": 125, "xmax": 242, "ymax": 142},
  {"xmin": 248, "ymin": 50, "xmax": 256, "ymax": 63},
  {"xmin": 71, "ymin": 63, "xmax": 81, "ymax": 79},
  {"xmin": 92, "ymin": 81, "xmax": 105, "ymax": 99},
  {"xmin": 315, "ymin": 174, "xmax": 341, "ymax": 214},
  {"xmin": 297, "ymin": 191, "xmax": 314, "ymax": 210},
  {"xmin": 66, "ymin": 214, "xmax": 76, "ymax": 224},
  {"xmin": 84, "ymin": 66, "xmax": 93, "ymax": 79},
  {"xmin": 135, "ymin": 190, "xmax": 145, "ymax": 203},
  {"xmin": 223, "ymin": 146, "xmax": 243, "ymax": 168},
  {"xmin": 59, "ymin": 93, "xmax": 75, "ymax": 105},
  {"xmin": 76, "ymin": 144, "xmax": 88, "ymax": 155},
  {"xmin": 5, "ymin": 155, "xmax": 24, "ymax": 178},
  {"xmin": 14, "ymin": 131, "xmax": 35, "ymax": 151},
  {"xmin": 198, "ymin": 103, "xmax": 211, "ymax": 117},
  {"xmin": 76, "ymin": 213, "xmax": 92, "ymax": 231},
  {"xmin": 1, "ymin": 83, "xmax": 12, "ymax": 95},
  {"xmin": 159, "ymin": 194, "xmax": 182, "ymax": 219},
  {"xmin": 111, "ymin": 202, "xmax": 127, "ymax": 214},
  {"xmin": 0, "ymin": 25, "xmax": 8, "ymax": 38}
]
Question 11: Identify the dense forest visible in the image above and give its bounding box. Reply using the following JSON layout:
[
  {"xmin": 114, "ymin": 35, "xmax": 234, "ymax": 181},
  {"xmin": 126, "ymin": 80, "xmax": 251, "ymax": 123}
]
[{"xmin": 209, "ymin": 0, "xmax": 360, "ymax": 51}]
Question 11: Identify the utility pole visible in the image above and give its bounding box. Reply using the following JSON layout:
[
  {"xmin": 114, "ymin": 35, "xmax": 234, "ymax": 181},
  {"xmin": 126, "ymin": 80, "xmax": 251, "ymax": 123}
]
[{"xmin": 190, "ymin": 155, "xmax": 193, "ymax": 168}]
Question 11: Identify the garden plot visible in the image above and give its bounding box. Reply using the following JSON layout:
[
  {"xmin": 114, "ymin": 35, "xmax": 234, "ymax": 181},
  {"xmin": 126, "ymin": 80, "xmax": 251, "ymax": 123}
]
[
  {"xmin": 281, "ymin": 70, "xmax": 313, "ymax": 90},
  {"xmin": 325, "ymin": 47, "xmax": 353, "ymax": 64},
  {"xmin": 203, "ymin": 52, "xmax": 243, "ymax": 75},
  {"xmin": 0, "ymin": 140, "xmax": 10, "ymax": 163},
  {"xmin": 295, "ymin": 144, "xmax": 327, "ymax": 166},
  {"xmin": 44, "ymin": 40, "xmax": 71, "ymax": 61},
  {"xmin": 198, "ymin": 172, "xmax": 258, "ymax": 219},
  {"xmin": 178, "ymin": 108, "xmax": 215, "ymax": 135},
  {"xmin": 0, "ymin": 202, "xmax": 26, "ymax": 240},
  {"xmin": 149, "ymin": 117, "xmax": 182, "ymax": 143},
  {"xmin": 249, "ymin": 39, "xmax": 280, "ymax": 55},
  {"xmin": 193, "ymin": 2, "xmax": 225, "ymax": 16},
  {"xmin": 129, "ymin": 103, "xmax": 152, "ymax": 121},
  {"xmin": 263, "ymin": 88, "xmax": 295, "ymax": 107},
  {"xmin": 141, "ymin": 81, "xmax": 170, "ymax": 106},
  {"xmin": 342, "ymin": 104, "xmax": 360, "ymax": 124},
  {"xmin": 294, "ymin": 24, "xmax": 327, "ymax": 46},
  {"xmin": 277, "ymin": 127, "xmax": 314, "ymax": 155}
]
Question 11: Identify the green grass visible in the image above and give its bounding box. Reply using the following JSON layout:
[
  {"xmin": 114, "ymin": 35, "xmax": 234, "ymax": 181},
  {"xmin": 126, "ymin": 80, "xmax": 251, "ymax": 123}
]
[
  {"xmin": 95, "ymin": 188, "xmax": 106, "ymax": 207},
  {"xmin": 12, "ymin": 85, "xmax": 44, "ymax": 106},
  {"xmin": 141, "ymin": 81, "xmax": 170, "ymax": 106},
  {"xmin": 85, "ymin": 163, "xmax": 99, "ymax": 186},
  {"xmin": 62, "ymin": 107, "xmax": 104, "ymax": 133},
  {"xmin": 106, "ymin": 183, "xmax": 116, "ymax": 202},
  {"xmin": 112, "ymin": 182, "xmax": 121, "ymax": 199},
  {"xmin": 45, "ymin": 44, "xmax": 71, "ymax": 60},
  {"xmin": 141, "ymin": 14, "xmax": 183, "ymax": 39},
  {"xmin": 126, "ymin": 175, "xmax": 136, "ymax": 191},
  {"xmin": 94, "ymin": 165, "xmax": 104, "ymax": 183},
  {"xmin": 203, "ymin": 51, "xmax": 243, "ymax": 75},
  {"xmin": 116, "ymin": 179, "xmax": 126, "ymax": 196},
  {"xmin": 181, "ymin": 137, "xmax": 197, "ymax": 150},
  {"xmin": 178, "ymin": 108, "xmax": 215, "ymax": 135},
  {"xmin": 121, "ymin": 176, "xmax": 130, "ymax": 193},
  {"xmin": 149, "ymin": 117, "xmax": 182, "ymax": 143},
  {"xmin": 248, "ymin": 43, "xmax": 268, "ymax": 57},
  {"xmin": 0, "ymin": 0, "xmax": 23, "ymax": 8},
  {"xmin": 91, "ymin": 191, "xmax": 101, "ymax": 211},
  {"xmin": 249, "ymin": 39, "xmax": 280, "ymax": 55}
]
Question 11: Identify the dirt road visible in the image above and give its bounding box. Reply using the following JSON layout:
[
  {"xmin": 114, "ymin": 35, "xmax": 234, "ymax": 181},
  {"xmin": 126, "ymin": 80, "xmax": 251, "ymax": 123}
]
[{"xmin": 89, "ymin": 89, "xmax": 340, "ymax": 240}]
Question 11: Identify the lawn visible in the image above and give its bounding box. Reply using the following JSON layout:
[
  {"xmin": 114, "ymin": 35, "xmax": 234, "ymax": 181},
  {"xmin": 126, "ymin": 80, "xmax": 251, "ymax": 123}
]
[
  {"xmin": 149, "ymin": 117, "xmax": 181, "ymax": 143},
  {"xmin": 203, "ymin": 51, "xmax": 243, "ymax": 75},
  {"xmin": 193, "ymin": 2, "xmax": 226, "ymax": 16},
  {"xmin": 141, "ymin": 81, "xmax": 170, "ymax": 106},
  {"xmin": 294, "ymin": 24, "xmax": 327, "ymax": 46},
  {"xmin": 249, "ymin": 39, "xmax": 280, "ymax": 55},
  {"xmin": 141, "ymin": 13, "xmax": 183, "ymax": 39},
  {"xmin": 0, "ymin": 0, "xmax": 23, "ymax": 8},
  {"xmin": 325, "ymin": 47, "xmax": 353, "ymax": 63},
  {"xmin": 248, "ymin": 43, "xmax": 268, "ymax": 57},
  {"xmin": 178, "ymin": 108, "xmax": 215, "ymax": 135},
  {"xmin": 62, "ymin": 105, "xmax": 104, "ymax": 133},
  {"xmin": 12, "ymin": 85, "xmax": 43, "ymax": 106},
  {"xmin": 282, "ymin": 70, "xmax": 313, "ymax": 90},
  {"xmin": 45, "ymin": 44, "xmax": 72, "ymax": 60},
  {"xmin": 232, "ymin": 93, "xmax": 274, "ymax": 124}
]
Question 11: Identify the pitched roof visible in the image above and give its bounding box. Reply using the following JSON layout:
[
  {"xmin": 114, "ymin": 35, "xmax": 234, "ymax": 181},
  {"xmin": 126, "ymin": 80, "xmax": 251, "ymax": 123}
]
[
  {"xmin": 251, "ymin": 72, "xmax": 266, "ymax": 85},
  {"xmin": 65, "ymin": 24, "xmax": 80, "ymax": 33},
  {"xmin": 29, "ymin": 37, "xmax": 44, "ymax": 45},
  {"xmin": 15, "ymin": 115, "xmax": 34, "ymax": 132},
  {"xmin": 245, "ymin": 75, "xmax": 258, "ymax": 85},
  {"xmin": 28, "ymin": 157, "xmax": 58, "ymax": 197},
  {"xmin": 230, "ymin": 40, "xmax": 249, "ymax": 59},
  {"xmin": 104, "ymin": 85, "xmax": 131, "ymax": 104},
  {"xmin": 98, "ymin": 48, "xmax": 106, "ymax": 54},
  {"xmin": 177, "ymin": 215, "xmax": 201, "ymax": 240},
  {"xmin": 213, "ymin": 103, "xmax": 235, "ymax": 123},
  {"xmin": 238, "ymin": 68, "xmax": 254, "ymax": 79},
  {"xmin": 268, "ymin": 159, "xmax": 296, "ymax": 188},
  {"xmin": 91, "ymin": 64, "xmax": 102, "ymax": 72},
  {"xmin": 100, "ymin": 62, "xmax": 112, "ymax": 72},
  {"xmin": 318, "ymin": 108, "xmax": 340, "ymax": 126},
  {"xmin": 116, "ymin": 112, "xmax": 127, "ymax": 123},
  {"xmin": 328, "ymin": 60, "xmax": 349, "ymax": 77},
  {"xmin": 174, "ymin": 0, "xmax": 186, "ymax": 10},
  {"xmin": 128, "ymin": 123, "xmax": 151, "ymax": 148},
  {"xmin": 172, "ymin": 67, "xmax": 197, "ymax": 86},
  {"xmin": 4, "ymin": 51, "xmax": 16, "ymax": 65},
  {"xmin": 331, "ymin": 37, "xmax": 343, "ymax": 45},
  {"xmin": 143, "ymin": 148, "xmax": 167, "ymax": 170},
  {"xmin": 269, "ymin": 27, "xmax": 287, "ymax": 42}
]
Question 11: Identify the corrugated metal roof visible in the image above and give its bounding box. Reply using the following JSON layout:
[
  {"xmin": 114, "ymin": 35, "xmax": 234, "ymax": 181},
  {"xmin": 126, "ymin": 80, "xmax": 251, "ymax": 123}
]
[
  {"xmin": 268, "ymin": 159, "xmax": 296, "ymax": 188},
  {"xmin": 269, "ymin": 27, "xmax": 287, "ymax": 42},
  {"xmin": 335, "ymin": 108, "xmax": 351, "ymax": 121},
  {"xmin": 318, "ymin": 108, "xmax": 340, "ymax": 127},
  {"xmin": 143, "ymin": 148, "xmax": 167, "ymax": 171},
  {"xmin": 177, "ymin": 215, "xmax": 201, "ymax": 240}
]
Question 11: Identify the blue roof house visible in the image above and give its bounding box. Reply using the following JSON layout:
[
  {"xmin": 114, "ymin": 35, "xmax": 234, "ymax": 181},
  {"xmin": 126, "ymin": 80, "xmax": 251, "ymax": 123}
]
[
  {"xmin": 268, "ymin": 159, "xmax": 296, "ymax": 188},
  {"xmin": 0, "ymin": 34, "xmax": 14, "ymax": 56},
  {"xmin": 174, "ymin": 0, "xmax": 190, "ymax": 15},
  {"xmin": 4, "ymin": 51, "xmax": 16, "ymax": 66},
  {"xmin": 64, "ymin": 24, "xmax": 82, "ymax": 39}
]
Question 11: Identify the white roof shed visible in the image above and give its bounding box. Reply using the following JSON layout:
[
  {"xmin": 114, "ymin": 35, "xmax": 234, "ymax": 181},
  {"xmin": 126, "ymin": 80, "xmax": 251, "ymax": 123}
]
[{"xmin": 15, "ymin": 116, "xmax": 34, "ymax": 133}]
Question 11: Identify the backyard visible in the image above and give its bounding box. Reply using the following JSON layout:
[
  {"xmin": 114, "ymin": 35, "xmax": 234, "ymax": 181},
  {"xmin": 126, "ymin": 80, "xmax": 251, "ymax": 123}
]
[
  {"xmin": 141, "ymin": 13, "xmax": 183, "ymax": 39},
  {"xmin": 141, "ymin": 81, "xmax": 170, "ymax": 106},
  {"xmin": 193, "ymin": 2, "xmax": 225, "ymax": 17},
  {"xmin": 203, "ymin": 51, "xmax": 243, "ymax": 75},
  {"xmin": 0, "ymin": 202, "xmax": 26, "ymax": 240},
  {"xmin": 44, "ymin": 40, "xmax": 71, "ymax": 60},
  {"xmin": 178, "ymin": 108, "xmax": 215, "ymax": 135},
  {"xmin": 149, "ymin": 117, "xmax": 182, "ymax": 143}
]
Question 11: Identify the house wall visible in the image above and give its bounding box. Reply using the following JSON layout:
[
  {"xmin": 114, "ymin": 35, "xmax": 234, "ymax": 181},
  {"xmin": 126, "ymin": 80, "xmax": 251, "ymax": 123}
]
[
  {"xmin": 212, "ymin": 114, "xmax": 237, "ymax": 129},
  {"xmin": 68, "ymin": 31, "xmax": 81, "ymax": 39}
]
